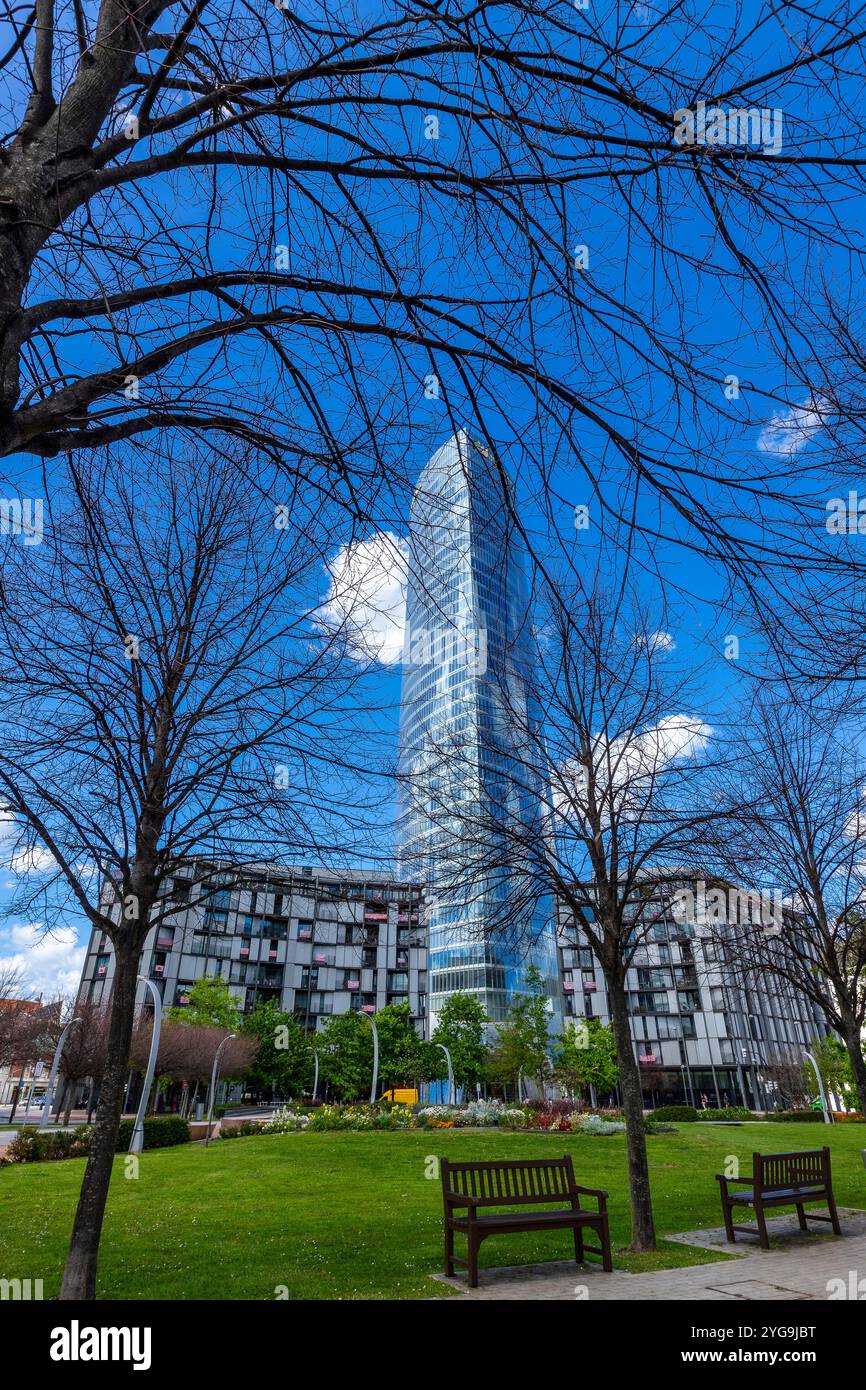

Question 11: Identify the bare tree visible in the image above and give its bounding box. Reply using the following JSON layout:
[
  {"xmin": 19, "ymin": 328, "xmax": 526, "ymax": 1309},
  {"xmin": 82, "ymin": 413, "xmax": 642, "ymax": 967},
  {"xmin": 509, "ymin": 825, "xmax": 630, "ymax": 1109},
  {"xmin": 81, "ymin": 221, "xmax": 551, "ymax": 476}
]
[
  {"xmin": 408, "ymin": 576, "xmax": 718, "ymax": 1249},
  {"xmin": 129, "ymin": 1017, "xmax": 257, "ymax": 1113},
  {"xmin": 0, "ymin": 443, "xmax": 376, "ymax": 1297},
  {"xmin": 710, "ymin": 696, "xmax": 866, "ymax": 1116},
  {"xmin": 759, "ymin": 1050, "xmax": 808, "ymax": 1112},
  {"xmin": 0, "ymin": 0, "xmax": 864, "ymax": 628},
  {"xmin": 51, "ymin": 1001, "xmax": 111, "ymax": 1124}
]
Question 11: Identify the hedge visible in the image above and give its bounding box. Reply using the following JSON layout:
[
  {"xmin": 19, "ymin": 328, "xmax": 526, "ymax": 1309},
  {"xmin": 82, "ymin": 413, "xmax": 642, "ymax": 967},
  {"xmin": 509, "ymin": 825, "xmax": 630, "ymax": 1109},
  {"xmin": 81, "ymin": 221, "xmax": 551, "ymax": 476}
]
[
  {"xmin": 115, "ymin": 1116, "xmax": 191, "ymax": 1149},
  {"xmin": 767, "ymin": 1110, "xmax": 823, "ymax": 1123},
  {"xmin": 697, "ymin": 1106, "xmax": 752, "ymax": 1121},
  {"xmin": 650, "ymin": 1105, "xmax": 698, "ymax": 1122}
]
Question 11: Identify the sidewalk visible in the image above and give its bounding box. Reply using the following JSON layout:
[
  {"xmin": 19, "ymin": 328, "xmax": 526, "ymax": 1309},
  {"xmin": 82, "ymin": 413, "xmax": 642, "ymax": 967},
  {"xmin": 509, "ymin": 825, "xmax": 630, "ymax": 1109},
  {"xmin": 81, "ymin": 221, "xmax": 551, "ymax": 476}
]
[{"xmin": 433, "ymin": 1208, "xmax": 866, "ymax": 1300}]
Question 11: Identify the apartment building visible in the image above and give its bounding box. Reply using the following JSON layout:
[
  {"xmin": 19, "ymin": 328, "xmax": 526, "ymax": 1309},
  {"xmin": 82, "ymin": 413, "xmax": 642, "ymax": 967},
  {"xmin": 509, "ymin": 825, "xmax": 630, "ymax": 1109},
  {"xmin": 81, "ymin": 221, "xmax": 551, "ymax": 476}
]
[
  {"xmin": 77, "ymin": 865, "xmax": 427, "ymax": 1032},
  {"xmin": 556, "ymin": 882, "xmax": 828, "ymax": 1109},
  {"xmin": 76, "ymin": 863, "xmax": 827, "ymax": 1111}
]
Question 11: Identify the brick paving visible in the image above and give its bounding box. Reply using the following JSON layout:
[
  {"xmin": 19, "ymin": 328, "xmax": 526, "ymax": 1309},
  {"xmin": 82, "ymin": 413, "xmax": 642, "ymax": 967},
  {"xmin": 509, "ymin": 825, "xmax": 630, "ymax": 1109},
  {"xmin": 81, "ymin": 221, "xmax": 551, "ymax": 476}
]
[{"xmin": 432, "ymin": 1207, "xmax": 866, "ymax": 1300}]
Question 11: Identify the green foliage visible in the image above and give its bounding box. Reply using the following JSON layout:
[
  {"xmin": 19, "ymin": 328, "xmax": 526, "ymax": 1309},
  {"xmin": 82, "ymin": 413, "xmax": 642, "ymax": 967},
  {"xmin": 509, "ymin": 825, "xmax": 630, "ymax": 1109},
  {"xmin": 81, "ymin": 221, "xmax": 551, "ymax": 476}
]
[
  {"xmin": 767, "ymin": 1110, "xmax": 824, "ymax": 1123},
  {"xmin": 651, "ymin": 1105, "xmax": 698, "ymax": 1122},
  {"xmin": 696, "ymin": 1107, "xmax": 752, "ymax": 1121},
  {"xmin": 316, "ymin": 1011, "xmax": 374, "ymax": 1101},
  {"xmin": 553, "ymin": 1016, "xmax": 618, "ymax": 1097},
  {"xmin": 242, "ymin": 1002, "xmax": 313, "ymax": 1099},
  {"xmin": 808, "ymin": 1035, "xmax": 854, "ymax": 1100},
  {"xmin": 166, "ymin": 973, "xmax": 240, "ymax": 1029},
  {"xmin": 371, "ymin": 1003, "xmax": 427, "ymax": 1093},
  {"xmin": 486, "ymin": 966, "xmax": 552, "ymax": 1091},
  {"xmin": 114, "ymin": 1116, "xmax": 191, "ymax": 1149},
  {"xmin": 1, "ymin": 1125, "xmax": 94, "ymax": 1165},
  {"xmin": 431, "ymin": 991, "xmax": 489, "ymax": 1088}
]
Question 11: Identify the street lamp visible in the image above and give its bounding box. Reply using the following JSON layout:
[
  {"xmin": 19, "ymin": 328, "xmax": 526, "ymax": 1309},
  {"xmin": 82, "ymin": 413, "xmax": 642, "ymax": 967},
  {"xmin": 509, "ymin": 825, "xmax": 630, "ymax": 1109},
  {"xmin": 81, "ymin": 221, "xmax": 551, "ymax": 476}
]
[
  {"xmin": 357, "ymin": 1009, "xmax": 379, "ymax": 1104},
  {"xmin": 129, "ymin": 977, "xmax": 163, "ymax": 1155},
  {"xmin": 436, "ymin": 1043, "xmax": 455, "ymax": 1106},
  {"xmin": 804, "ymin": 1049, "xmax": 833, "ymax": 1125},
  {"xmin": 311, "ymin": 1046, "xmax": 319, "ymax": 1103},
  {"xmin": 40, "ymin": 1016, "xmax": 82, "ymax": 1130},
  {"xmin": 205, "ymin": 1033, "xmax": 238, "ymax": 1147}
]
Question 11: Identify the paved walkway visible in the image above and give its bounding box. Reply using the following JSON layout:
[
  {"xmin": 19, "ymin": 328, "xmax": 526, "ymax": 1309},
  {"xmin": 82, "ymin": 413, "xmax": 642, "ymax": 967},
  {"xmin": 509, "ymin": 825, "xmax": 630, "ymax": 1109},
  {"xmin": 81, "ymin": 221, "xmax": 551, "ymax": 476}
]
[{"xmin": 433, "ymin": 1208, "xmax": 866, "ymax": 1300}]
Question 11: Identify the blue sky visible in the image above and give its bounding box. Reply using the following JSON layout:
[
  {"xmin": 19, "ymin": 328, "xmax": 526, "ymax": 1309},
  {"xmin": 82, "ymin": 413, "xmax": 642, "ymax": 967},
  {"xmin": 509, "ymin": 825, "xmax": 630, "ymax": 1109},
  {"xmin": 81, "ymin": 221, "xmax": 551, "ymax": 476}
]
[{"xmin": 2, "ymin": 0, "xmax": 865, "ymax": 996}]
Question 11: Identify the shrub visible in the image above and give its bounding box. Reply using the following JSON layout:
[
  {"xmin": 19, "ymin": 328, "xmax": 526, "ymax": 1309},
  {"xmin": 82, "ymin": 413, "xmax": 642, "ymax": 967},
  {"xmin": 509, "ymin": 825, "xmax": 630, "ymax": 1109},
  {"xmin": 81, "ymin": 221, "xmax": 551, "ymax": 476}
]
[
  {"xmin": 219, "ymin": 1121, "xmax": 263, "ymax": 1139},
  {"xmin": 115, "ymin": 1116, "xmax": 191, "ymax": 1149},
  {"xmin": 1, "ymin": 1125, "xmax": 94, "ymax": 1164},
  {"xmin": 697, "ymin": 1106, "xmax": 752, "ymax": 1121},
  {"xmin": 577, "ymin": 1115, "xmax": 626, "ymax": 1135},
  {"xmin": 258, "ymin": 1107, "xmax": 311, "ymax": 1134},
  {"xmin": 651, "ymin": 1105, "xmax": 698, "ymax": 1123},
  {"xmin": 767, "ymin": 1110, "xmax": 823, "ymax": 1123}
]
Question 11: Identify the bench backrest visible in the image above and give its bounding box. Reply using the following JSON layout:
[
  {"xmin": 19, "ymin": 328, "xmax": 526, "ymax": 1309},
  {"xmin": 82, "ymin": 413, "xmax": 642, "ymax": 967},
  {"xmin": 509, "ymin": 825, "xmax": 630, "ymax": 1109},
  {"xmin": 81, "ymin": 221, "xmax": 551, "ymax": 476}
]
[
  {"xmin": 755, "ymin": 1148, "xmax": 830, "ymax": 1193},
  {"xmin": 441, "ymin": 1155, "xmax": 576, "ymax": 1206}
]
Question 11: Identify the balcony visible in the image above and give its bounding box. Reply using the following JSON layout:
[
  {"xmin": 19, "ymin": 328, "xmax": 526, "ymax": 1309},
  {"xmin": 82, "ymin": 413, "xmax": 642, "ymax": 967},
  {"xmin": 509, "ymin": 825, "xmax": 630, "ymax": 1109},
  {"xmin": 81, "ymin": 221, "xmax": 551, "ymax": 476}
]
[
  {"xmin": 563, "ymin": 981, "xmax": 575, "ymax": 993},
  {"xmin": 583, "ymin": 981, "xmax": 597, "ymax": 993},
  {"xmin": 639, "ymin": 1054, "xmax": 658, "ymax": 1065},
  {"xmin": 298, "ymin": 928, "xmax": 312, "ymax": 941},
  {"xmin": 346, "ymin": 979, "xmax": 360, "ymax": 991}
]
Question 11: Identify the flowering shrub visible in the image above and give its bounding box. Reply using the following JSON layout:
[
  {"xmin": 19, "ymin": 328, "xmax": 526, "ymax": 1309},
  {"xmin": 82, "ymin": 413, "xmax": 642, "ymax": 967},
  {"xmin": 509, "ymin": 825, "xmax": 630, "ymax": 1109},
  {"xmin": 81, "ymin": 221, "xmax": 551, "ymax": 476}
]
[
  {"xmin": 259, "ymin": 1107, "xmax": 312, "ymax": 1134},
  {"xmin": 462, "ymin": 1098, "xmax": 509, "ymax": 1127},
  {"xmin": 576, "ymin": 1114, "xmax": 626, "ymax": 1135}
]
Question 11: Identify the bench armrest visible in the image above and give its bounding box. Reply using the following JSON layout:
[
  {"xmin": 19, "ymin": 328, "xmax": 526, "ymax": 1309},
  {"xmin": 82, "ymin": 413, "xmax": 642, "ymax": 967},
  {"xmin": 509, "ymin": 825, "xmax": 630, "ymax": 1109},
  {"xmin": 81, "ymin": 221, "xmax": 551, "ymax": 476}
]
[
  {"xmin": 573, "ymin": 1185, "xmax": 608, "ymax": 1207},
  {"xmin": 715, "ymin": 1174, "xmax": 753, "ymax": 1185},
  {"xmin": 444, "ymin": 1193, "xmax": 481, "ymax": 1209}
]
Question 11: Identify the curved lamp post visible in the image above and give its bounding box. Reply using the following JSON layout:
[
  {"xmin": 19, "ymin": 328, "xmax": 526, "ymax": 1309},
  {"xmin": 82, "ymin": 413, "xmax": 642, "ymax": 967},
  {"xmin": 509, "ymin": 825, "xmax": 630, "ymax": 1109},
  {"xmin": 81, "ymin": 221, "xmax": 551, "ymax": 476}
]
[
  {"xmin": 357, "ymin": 1009, "xmax": 379, "ymax": 1104},
  {"xmin": 436, "ymin": 1043, "xmax": 455, "ymax": 1106},
  {"xmin": 804, "ymin": 1049, "xmax": 833, "ymax": 1125},
  {"xmin": 205, "ymin": 1033, "xmax": 238, "ymax": 1147},
  {"xmin": 40, "ymin": 1016, "xmax": 82, "ymax": 1129},
  {"xmin": 311, "ymin": 1047, "xmax": 319, "ymax": 1103},
  {"xmin": 129, "ymin": 977, "xmax": 163, "ymax": 1155}
]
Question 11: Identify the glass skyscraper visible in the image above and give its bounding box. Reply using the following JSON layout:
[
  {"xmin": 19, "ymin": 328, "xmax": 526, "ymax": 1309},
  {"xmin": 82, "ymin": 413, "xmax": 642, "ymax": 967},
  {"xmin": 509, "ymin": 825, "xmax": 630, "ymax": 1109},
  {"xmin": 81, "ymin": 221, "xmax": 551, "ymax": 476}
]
[{"xmin": 397, "ymin": 430, "xmax": 561, "ymax": 1027}]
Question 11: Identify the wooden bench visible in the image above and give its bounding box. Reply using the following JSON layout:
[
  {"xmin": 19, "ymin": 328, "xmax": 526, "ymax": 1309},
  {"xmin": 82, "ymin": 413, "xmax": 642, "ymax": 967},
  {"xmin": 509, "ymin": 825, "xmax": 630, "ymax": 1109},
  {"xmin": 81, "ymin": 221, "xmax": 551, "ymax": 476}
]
[
  {"xmin": 441, "ymin": 1154, "xmax": 613, "ymax": 1287},
  {"xmin": 716, "ymin": 1147, "xmax": 841, "ymax": 1250}
]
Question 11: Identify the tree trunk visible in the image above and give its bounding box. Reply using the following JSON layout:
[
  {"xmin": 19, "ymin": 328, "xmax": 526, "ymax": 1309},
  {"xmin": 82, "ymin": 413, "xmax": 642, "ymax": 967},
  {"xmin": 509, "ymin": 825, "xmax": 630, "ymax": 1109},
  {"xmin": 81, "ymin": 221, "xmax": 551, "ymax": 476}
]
[
  {"xmin": 842, "ymin": 1025, "xmax": 866, "ymax": 1117},
  {"xmin": 8, "ymin": 1084, "xmax": 19, "ymax": 1123},
  {"xmin": 59, "ymin": 942, "xmax": 139, "ymax": 1300},
  {"xmin": 607, "ymin": 978, "xmax": 656, "ymax": 1251},
  {"xmin": 53, "ymin": 1075, "xmax": 67, "ymax": 1124}
]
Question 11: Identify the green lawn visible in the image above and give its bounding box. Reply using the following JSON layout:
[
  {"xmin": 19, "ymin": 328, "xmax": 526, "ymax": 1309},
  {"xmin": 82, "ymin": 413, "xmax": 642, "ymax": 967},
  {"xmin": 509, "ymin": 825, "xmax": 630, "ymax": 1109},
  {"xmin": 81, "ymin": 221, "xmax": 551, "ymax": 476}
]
[{"xmin": 1, "ymin": 1123, "xmax": 865, "ymax": 1299}]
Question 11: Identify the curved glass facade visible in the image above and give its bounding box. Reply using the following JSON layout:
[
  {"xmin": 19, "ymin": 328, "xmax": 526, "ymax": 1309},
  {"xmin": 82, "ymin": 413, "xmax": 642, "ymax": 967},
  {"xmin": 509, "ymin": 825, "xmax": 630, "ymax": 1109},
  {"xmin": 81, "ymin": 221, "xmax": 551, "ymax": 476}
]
[{"xmin": 397, "ymin": 431, "xmax": 561, "ymax": 1027}]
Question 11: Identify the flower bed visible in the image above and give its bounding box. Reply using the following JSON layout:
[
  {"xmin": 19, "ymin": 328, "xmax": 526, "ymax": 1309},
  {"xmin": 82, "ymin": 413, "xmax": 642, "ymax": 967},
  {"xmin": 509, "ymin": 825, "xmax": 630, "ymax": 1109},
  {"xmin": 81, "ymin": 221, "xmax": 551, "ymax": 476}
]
[{"xmin": 216, "ymin": 1098, "xmax": 630, "ymax": 1138}]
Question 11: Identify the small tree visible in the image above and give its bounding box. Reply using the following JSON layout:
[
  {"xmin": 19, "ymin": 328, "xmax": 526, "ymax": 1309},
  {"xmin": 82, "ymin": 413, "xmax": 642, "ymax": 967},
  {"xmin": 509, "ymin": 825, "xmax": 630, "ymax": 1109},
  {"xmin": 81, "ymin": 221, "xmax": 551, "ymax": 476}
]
[
  {"xmin": 317, "ymin": 1013, "xmax": 375, "ymax": 1103},
  {"xmin": 430, "ymin": 992, "xmax": 489, "ymax": 1093},
  {"xmin": 242, "ymin": 1003, "xmax": 313, "ymax": 1101},
  {"xmin": 486, "ymin": 967, "xmax": 551, "ymax": 1098},
  {"xmin": 166, "ymin": 975, "xmax": 240, "ymax": 1030},
  {"xmin": 554, "ymin": 1017, "xmax": 618, "ymax": 1106}
]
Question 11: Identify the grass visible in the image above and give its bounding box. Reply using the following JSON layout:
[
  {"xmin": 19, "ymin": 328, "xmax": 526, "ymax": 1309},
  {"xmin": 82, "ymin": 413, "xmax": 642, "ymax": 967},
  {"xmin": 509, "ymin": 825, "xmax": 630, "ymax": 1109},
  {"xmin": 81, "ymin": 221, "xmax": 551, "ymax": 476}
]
[{"xmin": 1, "ymin": 1122, "xmax": 865, "ymax": 1299}]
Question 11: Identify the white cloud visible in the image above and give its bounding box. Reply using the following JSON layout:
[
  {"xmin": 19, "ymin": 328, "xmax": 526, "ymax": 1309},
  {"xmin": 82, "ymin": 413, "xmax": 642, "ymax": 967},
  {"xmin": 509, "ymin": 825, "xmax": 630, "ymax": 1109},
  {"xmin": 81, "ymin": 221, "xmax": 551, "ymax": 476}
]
[
  {"xmin": 0, "ymin": 922, "xmax": 85, "ymax": 1000},
  {"xmin": 636, "ymin": 629, "xmax": 675, "ymax": 654},
  {"xmin": 556, "ymin": 713, "xmax": 713, "ymax": 818},
  {"xmin": 318, "ymin": 531, "xmax": 408, "ymax": 665},
  {"xmin": 758, "ymin": 395, "xmax": 829, "ymax": 458}
]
